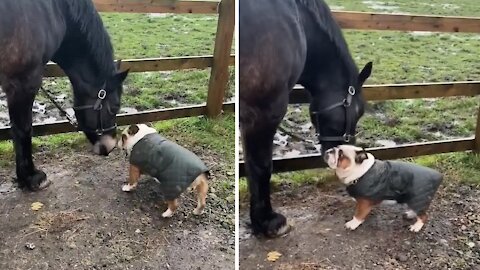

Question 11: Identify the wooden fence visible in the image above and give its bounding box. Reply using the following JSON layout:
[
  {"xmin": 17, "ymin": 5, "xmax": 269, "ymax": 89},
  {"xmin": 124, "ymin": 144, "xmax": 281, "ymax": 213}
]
[
  {"xmin": 238, "ymin": 11, "xmax": 480, "ymax": 177},
  {"xmin": 0, "ymin": 0, "xmax": 235, "ymax": 140}
]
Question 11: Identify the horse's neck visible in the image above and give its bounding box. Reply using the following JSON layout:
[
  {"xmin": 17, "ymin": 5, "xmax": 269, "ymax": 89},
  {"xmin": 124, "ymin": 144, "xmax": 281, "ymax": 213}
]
[
  {"xmin": 53, "ymin": 0, "xmax": 114, "ymax": 86},
  {"xmin": 299, "ymin": 61, "xmax": 355, "ymax": 94}
]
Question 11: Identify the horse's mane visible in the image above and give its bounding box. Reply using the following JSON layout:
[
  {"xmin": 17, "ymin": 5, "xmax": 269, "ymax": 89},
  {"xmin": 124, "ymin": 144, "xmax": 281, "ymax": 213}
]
[
  {"xmin": 64, "ymin": 0, "xmax": 115, "ymax": 77},
  {"xmin": 297, "ymin": 0, "xmax": 358, "ymax": 74}
]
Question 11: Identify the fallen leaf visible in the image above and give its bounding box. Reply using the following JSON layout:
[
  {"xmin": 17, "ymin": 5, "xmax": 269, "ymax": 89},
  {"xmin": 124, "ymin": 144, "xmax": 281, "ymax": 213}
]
[
  {"xmin": 31, "ymin": 202, "xmax": 44, "ymax": 211},
  {"xmin": 267, "ymin": 251, "xmax": 282, "ymax": 262}
]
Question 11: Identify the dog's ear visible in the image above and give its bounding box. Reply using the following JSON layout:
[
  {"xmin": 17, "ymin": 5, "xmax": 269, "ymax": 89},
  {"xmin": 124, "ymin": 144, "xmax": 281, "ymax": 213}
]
[
  {"xmin": 128, "ymin": 124, "xmax": 139, "ymax": 135},
  {"xmin": 355, "ymin": 149, "xmax": 368, "ymax": 164},
  {"xmin": 121, "ymin": 134, "xmax": 128, "ymax": 147}
]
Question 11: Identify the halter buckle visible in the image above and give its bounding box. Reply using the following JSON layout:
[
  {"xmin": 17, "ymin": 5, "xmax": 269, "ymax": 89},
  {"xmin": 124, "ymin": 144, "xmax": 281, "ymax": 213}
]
[
  {"xmin": 348, "ymin": 86, "xmax": 356, "ymax": 96},
  {"xmin": 98, "ymin": 89, "xmax": 107, "ymax": 100},
  {"xmin": 343, "ymin": 134, "xmax": 353, "ymax": 143}
]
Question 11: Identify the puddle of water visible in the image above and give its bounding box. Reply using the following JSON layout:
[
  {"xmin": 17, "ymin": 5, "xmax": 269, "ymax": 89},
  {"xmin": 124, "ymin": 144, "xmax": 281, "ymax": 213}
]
[
  {"xmin": 120, "ymin": 107, "xmax": 138, "ymax": 114},
  {"xmin": 330, "ymin": 5, "xmax": 345, "ymax": 10},
  {"xmin": 284, "ymin": 149, "xmax": 301, "ymax": 158},
  {"xmin": 375, "ymin": 139, "xmax": 397, "ymax": 147},
  {"xmin": 273, "ymin": 132, "xmax": 289, "ymax": 147},
  {"xmin": 410, "ymin": 31, "xmax": 434, "ymax": 36},
  {"xmin": 362, "ymin": 1, "xmax": 399, "ymax": 12},
  {"xmin": 32, "ymin": 101, "xmax": 46, "ymax": 115},
  {"xmin": 148, "ymin": 13, "xmax": 173, "ymax": 18}
]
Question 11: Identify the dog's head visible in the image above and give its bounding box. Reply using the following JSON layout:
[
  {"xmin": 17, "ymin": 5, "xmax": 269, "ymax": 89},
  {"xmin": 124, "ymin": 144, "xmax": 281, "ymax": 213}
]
[
  {"xmin": 117, "ymin": 123, "xmax": 157, "ymax": 155},
  {"xmin": 323, "ymin": 145, "xmax": 375, "ymax": 185}
]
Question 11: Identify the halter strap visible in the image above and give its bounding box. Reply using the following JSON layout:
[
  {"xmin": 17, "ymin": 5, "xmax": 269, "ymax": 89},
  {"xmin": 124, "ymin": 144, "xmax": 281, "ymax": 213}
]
[
  {"xmin": 73, "ymin": 84, "xmax": 117, "ymax": 136},
  {"xmin": 312, "ymin": 86, "xmax": 357, "ymax": 143}
]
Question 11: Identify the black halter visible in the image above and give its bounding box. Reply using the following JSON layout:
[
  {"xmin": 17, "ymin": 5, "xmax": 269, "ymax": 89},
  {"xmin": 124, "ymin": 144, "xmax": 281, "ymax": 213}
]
[
  {"xmin": 312, "ymin": 85, "xmax": 357, "ymax": 143},
  {"xmin": 73, "ymin": 86, "xmax": 117, "ymax": 136}
]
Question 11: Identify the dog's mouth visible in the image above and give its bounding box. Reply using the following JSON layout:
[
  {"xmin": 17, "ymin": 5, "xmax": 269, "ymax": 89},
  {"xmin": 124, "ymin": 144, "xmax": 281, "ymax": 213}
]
[{"xmin": 324, "ymin": 148, "xmax": 338, "ymax": 169}]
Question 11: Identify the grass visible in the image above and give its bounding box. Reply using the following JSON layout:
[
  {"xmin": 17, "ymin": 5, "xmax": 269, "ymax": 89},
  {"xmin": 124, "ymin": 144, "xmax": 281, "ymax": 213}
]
[{"xmin": 239, "ymin": 0, "xmax": 480, "ymax": 200}]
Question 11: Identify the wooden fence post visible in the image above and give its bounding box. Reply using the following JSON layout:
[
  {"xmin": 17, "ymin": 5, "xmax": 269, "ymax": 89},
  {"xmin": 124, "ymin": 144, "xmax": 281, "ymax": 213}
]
[
  {"xmin": 475, "ymin": 105, "xmax": 480, "ymax": 153},
  {"xmin": 206, "ymin": 0, "xmax": 235, "ymax": 117}
]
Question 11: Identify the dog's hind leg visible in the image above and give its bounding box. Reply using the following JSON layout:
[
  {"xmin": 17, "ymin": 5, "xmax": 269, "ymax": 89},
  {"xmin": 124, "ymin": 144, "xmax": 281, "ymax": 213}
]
[
  {"xmin": 193, "ymin": 174, "xmax": 208, "ymax": 215},
  {"xmin": 410, "ymin": 214, "xmax": 427, "ymax": 232},
  {"xmin": 403, "ymin": 209, "xmax": 417, "ymax": 220},
  {"xmin": 162, "ymin": 199, "xmax": 178, "ymax": 218}
]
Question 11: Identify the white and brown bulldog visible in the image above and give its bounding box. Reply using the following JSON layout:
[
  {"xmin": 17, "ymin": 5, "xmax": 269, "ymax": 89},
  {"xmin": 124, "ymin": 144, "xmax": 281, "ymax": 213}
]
[
  {"xmin": 324, "ymin": 145, "xmax": 443, "ymax": 232},
  {"xmin": 117, "ymin": 124, "xmax": 209, "ymax": 218}
]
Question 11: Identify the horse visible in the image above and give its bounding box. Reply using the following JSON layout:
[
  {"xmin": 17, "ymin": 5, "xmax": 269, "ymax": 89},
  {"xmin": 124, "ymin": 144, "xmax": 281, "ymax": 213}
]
[
  {"xmin": 0, "ymin": 0, "xmax": 129, "ymax": 191},
  {"xmin": 240, "ymin": 0, "xmax": 373, "ymax": 237}
]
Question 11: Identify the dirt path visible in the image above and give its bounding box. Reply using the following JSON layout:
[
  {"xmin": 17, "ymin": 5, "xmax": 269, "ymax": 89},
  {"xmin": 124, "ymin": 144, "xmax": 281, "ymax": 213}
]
[
  {"xmin": 240, "ymin": 183, "xmax": 480, "ymax": 269},
  {"xmin": 0, "ymin": 149, "xmax": 234, "ymax": 270}
]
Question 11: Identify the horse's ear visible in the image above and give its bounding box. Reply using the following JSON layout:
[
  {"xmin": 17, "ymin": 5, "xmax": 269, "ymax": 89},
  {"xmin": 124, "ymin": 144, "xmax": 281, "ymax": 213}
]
[
  {"xmin": 115, "ymin": 69, "xmax": 130, "ymax": 83},
  {"xmin": 358, "ymin": 61, "xmax": 373, "ymax": 86}
]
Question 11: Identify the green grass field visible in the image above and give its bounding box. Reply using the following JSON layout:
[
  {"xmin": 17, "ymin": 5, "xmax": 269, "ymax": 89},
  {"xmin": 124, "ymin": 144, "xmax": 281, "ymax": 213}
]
[{"xmin": 240, "ymin": 0, "xmax": 480, "ymax": 200}]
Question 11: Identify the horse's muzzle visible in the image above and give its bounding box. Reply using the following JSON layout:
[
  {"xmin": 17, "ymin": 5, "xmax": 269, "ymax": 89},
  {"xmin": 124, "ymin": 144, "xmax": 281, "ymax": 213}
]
[{"xmin": 92, "ymin": 134, "xmax": 117, "ymax": 156}]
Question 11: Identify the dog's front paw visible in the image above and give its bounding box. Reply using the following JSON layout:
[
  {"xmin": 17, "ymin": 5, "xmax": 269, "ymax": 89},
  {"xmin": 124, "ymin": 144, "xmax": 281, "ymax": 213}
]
[
  {"xmin": 193, "ymin": 208, "xmax": 204, "ymax": 215},
  {"xmin": 162, "ymin": 209, "xmax": 174, "ymax": 218},
  {"xmin": 345, "ymin": 217, "xmax": 363, "ymax": 230},
  {"xmin": 409, "ymin": 221, "xmax": 424, "ymax": 232},
  {"xmin": 122, "ymin": 184, "xmax": 136, "ymax": 192}
]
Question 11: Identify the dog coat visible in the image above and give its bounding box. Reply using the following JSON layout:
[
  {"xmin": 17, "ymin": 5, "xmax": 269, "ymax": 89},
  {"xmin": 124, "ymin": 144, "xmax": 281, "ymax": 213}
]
[
  {"xmin": 346, "ymin": 160, "xmax": 442, "ymax": 214},
  {"xmin": 129, "ymin": 133, "xmax": 208, "ymax": 201}
]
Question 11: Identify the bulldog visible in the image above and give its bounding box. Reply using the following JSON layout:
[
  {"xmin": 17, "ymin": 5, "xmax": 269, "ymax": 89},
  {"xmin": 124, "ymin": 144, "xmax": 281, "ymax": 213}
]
[
  {"xmin": 117, "ymin": 124, "xmax": 209, "ymax": 218},
  {"xmin": 324, "ymin": 145, "xmax": 443, "ymax": 232}
]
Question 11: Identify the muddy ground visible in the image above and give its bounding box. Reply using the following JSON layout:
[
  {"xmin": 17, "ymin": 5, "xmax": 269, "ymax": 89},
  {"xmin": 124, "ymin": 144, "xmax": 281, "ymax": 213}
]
[
  {"xmin": 240, "ymin": 181, "xmax": 480, "ymax": 269},
  {"xmin": 0, "ymin": 147, "xmax": 234, "ymax": 270}
]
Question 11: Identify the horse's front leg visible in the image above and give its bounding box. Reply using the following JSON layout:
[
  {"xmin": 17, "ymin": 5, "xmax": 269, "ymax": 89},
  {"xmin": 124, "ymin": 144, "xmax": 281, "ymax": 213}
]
[
  {"xmin": 4, "ymin": 75, "xmax": 49, "ymax": 191},
  {"xmin": 241, "ymin": 91, "xmax": 290, "ymax": 237}
]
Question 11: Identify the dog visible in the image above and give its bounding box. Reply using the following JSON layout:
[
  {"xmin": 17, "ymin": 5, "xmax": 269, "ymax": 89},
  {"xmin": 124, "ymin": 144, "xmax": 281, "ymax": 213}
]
[
  {"xmin": 117, "ymin": 124, "xmax": 209, "ymax": 218},
  {"xmin": 324, "ymin": 145, "xmax": 443, "ymax": 232}
]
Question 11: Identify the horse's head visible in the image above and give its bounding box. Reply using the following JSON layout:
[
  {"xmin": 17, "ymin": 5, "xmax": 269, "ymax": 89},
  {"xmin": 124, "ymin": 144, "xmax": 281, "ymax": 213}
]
[
  {"xmin": 73, "ymin": 62, "xmax": 129, "ymax": 156},
  {"xmin": 310, "ymin": 62, "xmax": 372, "ymax": 155}
]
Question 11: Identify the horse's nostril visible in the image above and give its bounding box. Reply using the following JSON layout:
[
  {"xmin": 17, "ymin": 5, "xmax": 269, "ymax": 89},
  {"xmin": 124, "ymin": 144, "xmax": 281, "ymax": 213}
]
[{"xmin": 99, "ymin": 144, "xmax": 109, "ymax": 156}]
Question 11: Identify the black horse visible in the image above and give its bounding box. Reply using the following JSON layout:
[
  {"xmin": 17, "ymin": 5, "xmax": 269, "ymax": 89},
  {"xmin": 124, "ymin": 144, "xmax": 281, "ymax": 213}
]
[
  {"xmin": 240, "ymin": 0, "xmax": 373, "ymax": 237},
  {"xmin": 0, "ymin": 0, "xmax": 129, "ymax": 191}
]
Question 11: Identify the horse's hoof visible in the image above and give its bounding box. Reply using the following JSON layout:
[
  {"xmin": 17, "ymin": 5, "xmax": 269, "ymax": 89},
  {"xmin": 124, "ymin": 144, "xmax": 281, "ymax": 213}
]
[
  {"xmin": 27, "ymin": 170, "xmax": 51, "ymax": 191},
  {"xmin": 254, "ymin": 212, "xmax": 291, "ymax": 238}
]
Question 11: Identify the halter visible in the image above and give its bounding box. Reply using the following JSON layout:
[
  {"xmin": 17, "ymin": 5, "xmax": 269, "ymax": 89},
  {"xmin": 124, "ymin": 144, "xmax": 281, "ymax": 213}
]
[
  {"xmin": 312, "ymin": 85, "xmax": 357, "ymax": 143},
  {"xmin": 73, "ymin": 85, "xmax": 117, "ymax": 136}
]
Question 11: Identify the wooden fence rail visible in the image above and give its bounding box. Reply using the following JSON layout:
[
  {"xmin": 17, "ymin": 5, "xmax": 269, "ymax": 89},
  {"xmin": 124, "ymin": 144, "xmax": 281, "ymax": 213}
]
[
  {"xmin": 0, "ymin": 102, "xmax": 234, "ymax": 141},
  {"xmin": 45, "ymin": 55, "xmax": 235, "ymax": 77},
  {"xmin": 239, "ymin": 137, "xmax": 475, "ymax": 177},
  {"xmin": 94, "ymin": 0, "xmax": 220, "ymax": 14},
  {"xmin": 290, "ymin": 81, "xmax": 480, "ymax": 104},
  {"xmin": 93, "ymin": 0, "xmax": 480, "ymax": 34}
]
